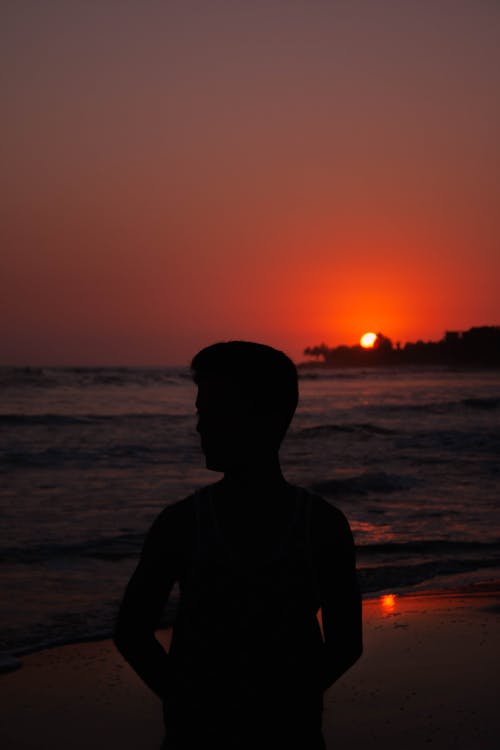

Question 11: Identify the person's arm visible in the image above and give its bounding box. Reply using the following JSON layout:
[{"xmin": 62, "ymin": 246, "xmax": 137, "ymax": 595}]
[
  {"xmin": 313, "ymin": 500, "xmax": 363, "ymax": 691},
  {"xmin": 113, "ymin": 505, "xmax": 181, "ymax": 699}
]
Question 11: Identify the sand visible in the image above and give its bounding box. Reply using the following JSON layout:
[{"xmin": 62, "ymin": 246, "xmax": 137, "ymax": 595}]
[{"xmin": 1, "ymin": 585, "xmax": 499, "ymax": 749}]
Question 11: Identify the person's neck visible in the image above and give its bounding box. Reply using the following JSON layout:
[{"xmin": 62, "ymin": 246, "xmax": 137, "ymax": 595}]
[{"xmin": 222, "ymin": 455, "xmax": 286, "ymax": 493}]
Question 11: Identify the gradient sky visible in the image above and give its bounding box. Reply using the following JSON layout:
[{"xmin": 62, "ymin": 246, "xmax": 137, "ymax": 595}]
[{"xmin": 2, "ymin": 0, "xmax": 499, "ymax": 365}]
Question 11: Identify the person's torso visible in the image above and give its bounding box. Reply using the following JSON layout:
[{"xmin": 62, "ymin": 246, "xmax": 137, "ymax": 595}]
[{"xmin": 169, "ymin": 484, "xmax": 324, "ymax": 701}]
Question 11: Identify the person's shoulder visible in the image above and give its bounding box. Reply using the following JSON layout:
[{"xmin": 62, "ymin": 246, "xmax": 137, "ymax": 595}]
[
  {"xmin": 149, "ymin": 491, "xmax": 197, "ymax": 537},
  {"xmin": 150, "ymin": 481, "xmax": 220, "ymax": 530},
  {"xmin": 140, "ymin": 489, "xmax": 201, "ymax": 560},
  {"xmin": 294, "ymin": 485, "xmax": 355, "ymax": 548},
  {"xmin": 295, "ymin": 486, "xmax": 356, "ymax": 566},
  {"xmin": 297, "ymin": 485, "xmax": 350, "ymax": 526},
  {"xmin": 153, "ymin": 492, "xmax": 196, "ymax": 524}
]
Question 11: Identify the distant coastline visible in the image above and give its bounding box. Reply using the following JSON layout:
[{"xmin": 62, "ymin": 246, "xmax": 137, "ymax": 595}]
[{"xmin": 301, "ymin": 326, "xmax": 500, "ymax": 368}]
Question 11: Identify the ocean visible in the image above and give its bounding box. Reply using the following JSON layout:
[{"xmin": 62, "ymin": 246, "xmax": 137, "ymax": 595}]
[{"xmin": 1, "ymin": 365, "xmax": 499, "ymax": 668}]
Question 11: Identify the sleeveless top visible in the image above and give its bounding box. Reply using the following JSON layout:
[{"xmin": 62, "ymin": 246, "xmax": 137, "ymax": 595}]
[{"xmin": 167, "ymin": 484, "xmax": 324, "ymax": 722}]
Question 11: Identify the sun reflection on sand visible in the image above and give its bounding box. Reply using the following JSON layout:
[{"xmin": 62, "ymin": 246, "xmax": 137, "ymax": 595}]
[{"xmin": 380, "ymin": 594, "xmax": 397, "ymax": 614}]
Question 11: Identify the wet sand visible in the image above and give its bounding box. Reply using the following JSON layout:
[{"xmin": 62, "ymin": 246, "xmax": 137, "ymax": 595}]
[{"xmin": 1, "ymin": 585, "xmax": 499, "ymax": 749}]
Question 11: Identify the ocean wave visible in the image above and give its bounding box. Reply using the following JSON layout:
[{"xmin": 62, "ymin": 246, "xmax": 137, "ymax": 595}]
[
  {"xmin": 394, "ymin": 428, "xmax": 500, "ymax": 454},
  {"xmin": 367, "ymin": 396, "xmax": 500, "ymax": 416},
  {"xmin": 0, "ymin": 412, "xmax": 191, "ymax": 427},
  {"xmin": 310, "ymin": 471, "xmax": 417, "ymax": 496},
  {"xmin": 1, "ymin": 446, "xmax": 156, "ymax": 468},
  {"xmin": 0, "ymin": 441, "xmax": 192, "ymax": 469},
  {"xmin": 0, "ymin": 532, "xmax": 145, "ymax": 565},
  {"xmin": 359, "ymin": 555, "xmax": 500, "ymax": 594},
  {"xmin": 358, "ymin": 539, "xmax": 500, "ymax": 556},
  {"xmin": 296, "ymin": 423, "xmax": 396, "ymax": 437},
  {"xmin": 0, "ymin": 653, "xmax": 23, "ymax": 674},
  {"xmin": 290, "ymin": 424, "xmax": 500, "ymax": 460},
  {"xmin": 1, "ymin": 447, "xmax": 97, "ymax": 468},
  {"xmin": 461, "ymin": 396, "xmax": 500, "ymax": 409},
  {"xmin": 0, "ymin": 414, "xmax": 102, "ymax": 426},
  {"xmin": 0, "ymin": 366, "xmax": 191, "ymax": 389}
]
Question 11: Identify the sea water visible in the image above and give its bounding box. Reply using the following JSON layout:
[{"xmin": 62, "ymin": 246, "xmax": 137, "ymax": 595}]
[{"xmin": 1, "ymin": 365, "xmax": 499, "ymax": 663}]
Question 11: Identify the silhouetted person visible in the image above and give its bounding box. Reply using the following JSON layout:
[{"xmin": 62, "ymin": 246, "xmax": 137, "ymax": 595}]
[{"xmin": 114, "ymin": 341, "xmax": 362, "ymax": 749}]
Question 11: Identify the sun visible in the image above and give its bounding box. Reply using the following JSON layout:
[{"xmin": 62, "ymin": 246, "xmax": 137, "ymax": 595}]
[{"xmin": 360, "ymin": 332, "xmax": 378, "ymax": 348}]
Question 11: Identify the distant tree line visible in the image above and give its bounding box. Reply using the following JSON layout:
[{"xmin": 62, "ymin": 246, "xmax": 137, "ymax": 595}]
[{"xmin": 303, "ymin": 327, "xmax": 500, "ymax": 367}]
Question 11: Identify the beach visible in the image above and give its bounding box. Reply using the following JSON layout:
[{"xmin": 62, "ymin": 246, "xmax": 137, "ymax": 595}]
[{"xmin": 1, "ymin": 585, "xmax": 499, "ymax": 750}]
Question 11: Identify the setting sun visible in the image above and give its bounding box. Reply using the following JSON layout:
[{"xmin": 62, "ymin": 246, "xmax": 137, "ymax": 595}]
[{"xmin": 360, "ymin": 332, "xmax": 378, "ymax": 348}]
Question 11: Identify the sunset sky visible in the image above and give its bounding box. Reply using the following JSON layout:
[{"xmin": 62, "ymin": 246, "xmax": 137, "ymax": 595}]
[{"xmin": 2, "ymin": 0, "xmax": 499, "ymax": 365}]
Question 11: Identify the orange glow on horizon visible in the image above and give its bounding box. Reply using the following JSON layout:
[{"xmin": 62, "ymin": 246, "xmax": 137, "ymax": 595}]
[{"xmin": 360, "ymin": 332, "xmax": 378, "ymax": 348}]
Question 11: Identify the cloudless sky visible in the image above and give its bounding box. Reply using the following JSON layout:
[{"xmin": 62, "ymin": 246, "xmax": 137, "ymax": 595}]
[{"xmin": 2, "ymin": 0, "xmax": 499, "ymax": 365}]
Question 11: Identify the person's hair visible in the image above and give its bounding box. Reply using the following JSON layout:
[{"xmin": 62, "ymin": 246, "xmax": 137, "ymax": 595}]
[{"xmin": 191, "ymin": 341, "xmax": 298, "ymax": 441}]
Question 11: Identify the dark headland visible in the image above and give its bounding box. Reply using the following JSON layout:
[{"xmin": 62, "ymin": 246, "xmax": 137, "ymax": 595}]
[{"xmin": 302, "ymin": 326, "xmax": 500, "ymax": 368}]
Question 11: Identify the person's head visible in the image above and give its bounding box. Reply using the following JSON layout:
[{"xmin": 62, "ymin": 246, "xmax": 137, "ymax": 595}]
[{"xmin": 191, "ymin": 341, "xmax": 298, "ymax": 472}]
